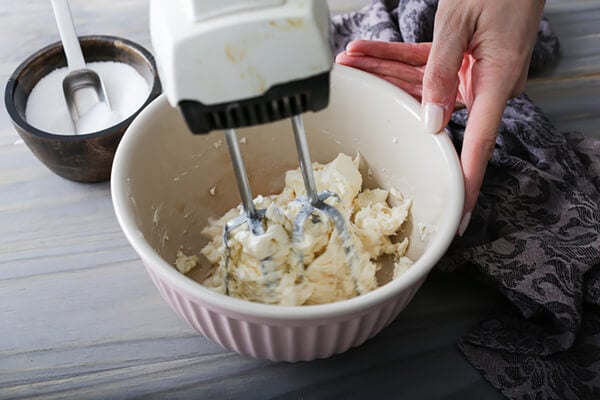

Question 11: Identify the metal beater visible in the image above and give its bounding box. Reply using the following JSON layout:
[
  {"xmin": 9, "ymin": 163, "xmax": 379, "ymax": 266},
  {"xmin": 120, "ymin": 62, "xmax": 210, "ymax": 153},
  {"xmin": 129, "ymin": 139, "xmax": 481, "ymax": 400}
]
[{"xmin": 150, "ymin": 0, "xmax": 361, "ymax": 292}]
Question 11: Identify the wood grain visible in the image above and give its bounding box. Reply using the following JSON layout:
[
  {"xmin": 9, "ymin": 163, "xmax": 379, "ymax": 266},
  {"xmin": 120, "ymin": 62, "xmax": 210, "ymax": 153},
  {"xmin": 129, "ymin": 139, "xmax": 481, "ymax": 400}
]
[
  {"xmin": 526, "ymin": 0, "xmax": 600, "ymax": 138},
  {"xmin": 1, "ymin": 1, "xmax": 598, "ymax": 399}
]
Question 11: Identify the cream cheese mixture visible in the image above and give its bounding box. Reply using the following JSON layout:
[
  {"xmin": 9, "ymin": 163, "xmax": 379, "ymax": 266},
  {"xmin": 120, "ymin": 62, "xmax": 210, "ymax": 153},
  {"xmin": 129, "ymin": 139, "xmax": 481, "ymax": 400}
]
[{"xmin": 176, "ymin": 153, "xmax": 413, "ymax": 306}]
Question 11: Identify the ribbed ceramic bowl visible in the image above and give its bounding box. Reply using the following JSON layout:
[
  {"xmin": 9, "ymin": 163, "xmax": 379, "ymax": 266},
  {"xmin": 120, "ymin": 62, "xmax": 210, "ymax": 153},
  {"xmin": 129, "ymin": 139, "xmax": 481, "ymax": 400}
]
[{"xmin": 111, "ymin": 64, "xmax": 464, "ymax": 362}]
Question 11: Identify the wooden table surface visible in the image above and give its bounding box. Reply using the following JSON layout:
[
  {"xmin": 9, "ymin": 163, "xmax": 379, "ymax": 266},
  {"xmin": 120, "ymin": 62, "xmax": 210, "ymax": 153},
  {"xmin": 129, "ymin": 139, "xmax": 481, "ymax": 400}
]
[{"xmin": 1, "ymin": 1, "xmax": 598, "ymax": 399}]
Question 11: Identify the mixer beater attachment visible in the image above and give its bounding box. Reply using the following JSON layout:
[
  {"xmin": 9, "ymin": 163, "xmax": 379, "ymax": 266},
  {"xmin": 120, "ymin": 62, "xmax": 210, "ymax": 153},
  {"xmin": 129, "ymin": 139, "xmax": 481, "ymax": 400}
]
[
  {"xmin": 289, "ymin": 115, "xmax": 359, "ymax": 272},
  {"xmin": 221, "ymin": 115, "xmax": 361, "ymax": 297},
  {"xmin": 222, "ymin": 127, "xmax": 266, "ymax": 237}
]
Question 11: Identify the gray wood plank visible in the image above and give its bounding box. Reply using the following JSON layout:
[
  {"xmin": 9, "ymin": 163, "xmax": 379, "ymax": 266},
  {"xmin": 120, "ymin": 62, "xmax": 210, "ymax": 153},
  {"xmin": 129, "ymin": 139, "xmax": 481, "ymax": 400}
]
[
  {"xmin": 526, "ymin": 76, "xmax": 600, "ymax": 138},
  {"xmin": 0, "ymin": 271, "xmax": 504, "ymax": 400}
]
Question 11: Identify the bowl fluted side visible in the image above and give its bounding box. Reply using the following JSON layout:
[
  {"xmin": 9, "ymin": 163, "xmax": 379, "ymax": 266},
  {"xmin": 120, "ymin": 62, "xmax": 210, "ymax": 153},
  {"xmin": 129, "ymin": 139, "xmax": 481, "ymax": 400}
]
[{"xmin": 146, "ymin": 265, "xmax": 425, "ymax": 362}]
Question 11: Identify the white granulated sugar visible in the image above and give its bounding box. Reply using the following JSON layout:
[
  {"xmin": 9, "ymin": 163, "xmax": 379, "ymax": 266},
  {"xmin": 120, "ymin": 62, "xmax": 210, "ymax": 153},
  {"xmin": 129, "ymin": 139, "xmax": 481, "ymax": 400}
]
[{"xmin": 25, "ymin": 61, "xmax": 150, "ymax": 135}]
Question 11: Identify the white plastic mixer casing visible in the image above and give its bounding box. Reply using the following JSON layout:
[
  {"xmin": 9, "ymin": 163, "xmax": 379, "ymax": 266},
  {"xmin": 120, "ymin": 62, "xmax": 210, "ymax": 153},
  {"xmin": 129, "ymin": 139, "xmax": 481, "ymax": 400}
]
[{"xmin": 149, "ymin": 0, "xmax": 333, "ymax": 107}]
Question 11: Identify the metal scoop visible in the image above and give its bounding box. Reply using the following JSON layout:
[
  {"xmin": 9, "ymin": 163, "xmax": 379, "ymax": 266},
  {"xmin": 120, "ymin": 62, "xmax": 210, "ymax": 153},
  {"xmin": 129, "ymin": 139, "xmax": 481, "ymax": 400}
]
[{"xmin": 51, "ymin": 0, "xmax": 110, "ymax": 133}]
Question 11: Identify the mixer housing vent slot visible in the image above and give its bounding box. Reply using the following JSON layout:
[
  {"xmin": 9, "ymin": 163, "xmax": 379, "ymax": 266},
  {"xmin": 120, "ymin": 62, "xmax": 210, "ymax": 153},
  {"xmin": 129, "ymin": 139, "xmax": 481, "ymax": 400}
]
[{"xmin": 179, "ymin": 72, "xmax": 330, "ymax": 134}]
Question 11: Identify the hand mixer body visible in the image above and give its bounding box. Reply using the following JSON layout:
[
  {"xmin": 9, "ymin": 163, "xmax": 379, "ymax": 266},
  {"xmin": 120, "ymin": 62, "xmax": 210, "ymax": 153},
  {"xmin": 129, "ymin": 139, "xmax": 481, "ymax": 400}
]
[
  {"xmin": 149, "ymin": 0, "xmax": 333, "ymax": 133},
  {"xmin": 149, "ymin": 1, "xmax": 362, "ymax": 298}
]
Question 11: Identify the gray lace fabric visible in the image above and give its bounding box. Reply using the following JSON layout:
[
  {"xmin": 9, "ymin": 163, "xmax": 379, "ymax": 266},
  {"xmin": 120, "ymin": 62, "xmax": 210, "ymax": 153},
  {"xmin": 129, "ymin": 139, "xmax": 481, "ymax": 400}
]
[{"xmin": 331, "ymin": 1, "xmax": 600, "ymax": 399}]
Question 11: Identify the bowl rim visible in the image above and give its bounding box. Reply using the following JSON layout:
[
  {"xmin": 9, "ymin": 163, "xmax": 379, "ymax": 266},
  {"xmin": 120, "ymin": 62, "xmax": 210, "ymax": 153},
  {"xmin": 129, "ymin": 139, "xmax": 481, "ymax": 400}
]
[
  {"xmin": 4, "ymin": 34, "xmax": 162, "ymax": 141},
  {"xmin": 111, "ymin": 65, "xmax": 464, "ymax": 321}
]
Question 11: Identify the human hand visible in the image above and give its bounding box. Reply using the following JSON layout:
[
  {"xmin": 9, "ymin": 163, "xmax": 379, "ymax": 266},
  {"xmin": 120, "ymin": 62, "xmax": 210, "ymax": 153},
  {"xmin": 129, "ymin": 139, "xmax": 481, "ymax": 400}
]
[
  {"xmin": 335, "ymin": 41, "xmax": 468, "ymax": 106},
  {"xmin": 335, "ymin": 0, "xmax": 545, "ymax": 235}
]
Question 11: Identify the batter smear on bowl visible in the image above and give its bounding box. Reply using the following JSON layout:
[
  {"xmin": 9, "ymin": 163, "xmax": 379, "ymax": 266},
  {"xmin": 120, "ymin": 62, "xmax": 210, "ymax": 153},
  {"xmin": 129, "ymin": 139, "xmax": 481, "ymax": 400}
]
[{"xmin": 176, "ymin": 153, "xmax": 414, "ymax": 306}]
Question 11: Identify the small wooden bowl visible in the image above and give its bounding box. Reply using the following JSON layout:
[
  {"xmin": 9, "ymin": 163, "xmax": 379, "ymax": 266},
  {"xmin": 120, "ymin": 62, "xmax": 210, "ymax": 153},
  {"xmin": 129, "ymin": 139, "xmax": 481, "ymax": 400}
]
[{"xmin": 4, "ymin": 35, "xmax": 162, "ymax": 183}]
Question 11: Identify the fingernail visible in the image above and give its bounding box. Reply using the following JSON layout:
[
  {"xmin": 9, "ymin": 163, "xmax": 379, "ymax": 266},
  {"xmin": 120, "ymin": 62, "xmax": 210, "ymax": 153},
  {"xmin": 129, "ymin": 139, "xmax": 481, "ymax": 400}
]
[
  {"xmin": 345, "ymin": 50, "xmax": 364, "ymax": 56},
  {"xmin": 457, "ymin": 210, "xmax": 472, "ymax": 237},
  {"xmin": 422, "ymin": 102, "xmax": 444, "ymax": 134},
  {"xmin": 345, "ymin": 41, "xmax": 364, "ymax": 56}
]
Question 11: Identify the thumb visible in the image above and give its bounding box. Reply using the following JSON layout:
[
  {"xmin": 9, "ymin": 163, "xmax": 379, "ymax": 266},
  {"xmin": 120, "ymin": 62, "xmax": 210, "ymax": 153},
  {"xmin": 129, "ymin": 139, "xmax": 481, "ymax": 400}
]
[{"xmin": 421, "ymin": 8, "xmax": 470, "ymax": 134}]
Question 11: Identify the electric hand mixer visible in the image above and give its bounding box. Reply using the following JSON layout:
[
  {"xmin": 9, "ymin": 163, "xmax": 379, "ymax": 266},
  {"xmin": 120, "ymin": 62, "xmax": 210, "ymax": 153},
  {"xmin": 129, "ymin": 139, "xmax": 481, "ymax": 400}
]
[{"xmin": 150, "ymin": 0, "xmax": 360, "ymax": 290}]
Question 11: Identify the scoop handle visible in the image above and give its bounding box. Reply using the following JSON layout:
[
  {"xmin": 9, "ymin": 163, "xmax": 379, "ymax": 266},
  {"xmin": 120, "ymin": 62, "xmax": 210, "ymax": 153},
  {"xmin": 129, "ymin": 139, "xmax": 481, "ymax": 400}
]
[{"xmin": 51, "ymin": 0, "xmax": 86, "ymax": 71}]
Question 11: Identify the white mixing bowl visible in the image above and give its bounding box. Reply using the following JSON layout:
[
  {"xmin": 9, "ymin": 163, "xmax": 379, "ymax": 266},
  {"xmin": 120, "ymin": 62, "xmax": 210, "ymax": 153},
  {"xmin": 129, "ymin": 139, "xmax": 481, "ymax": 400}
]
[{"xmin": 111, "ymin": 64, "xmax": 464, "ymax": 362}]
